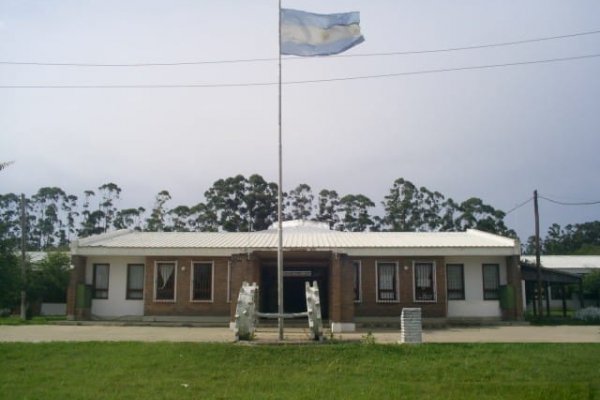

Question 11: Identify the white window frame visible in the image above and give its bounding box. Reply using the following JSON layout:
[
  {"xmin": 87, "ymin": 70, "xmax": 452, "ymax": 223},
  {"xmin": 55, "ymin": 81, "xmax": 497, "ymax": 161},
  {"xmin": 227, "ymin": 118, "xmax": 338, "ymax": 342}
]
[
  {"xmin": 352, "ymin": 260, "xmax": 362, "ymax": 303},
  {"xmin": 190, "ymin": 261, "xmax": 214, "ymax": 303},
  {"xmin": 412, "ymin": 261, "xmax": 437, "ymax": 303},
  {"xmin": 153, "ymin": 261, "xmax": 177, "ymax": 303},
  {"xmin": 375, "ymin": 261, "xmax": 399, "ymax": 303}
]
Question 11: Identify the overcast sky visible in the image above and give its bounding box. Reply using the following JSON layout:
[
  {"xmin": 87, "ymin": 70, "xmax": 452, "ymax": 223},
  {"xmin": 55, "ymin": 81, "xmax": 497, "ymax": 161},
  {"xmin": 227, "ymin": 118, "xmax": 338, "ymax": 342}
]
[{"xmin": 1, "ymin": 0, "xmax": 599, "ymax": 242}]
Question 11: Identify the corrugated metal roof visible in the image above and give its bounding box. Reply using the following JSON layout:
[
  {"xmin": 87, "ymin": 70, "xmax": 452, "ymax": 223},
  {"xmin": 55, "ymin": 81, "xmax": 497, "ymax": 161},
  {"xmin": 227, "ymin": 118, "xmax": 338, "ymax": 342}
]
[
  {"xmin": 74, "ymin": 224, "xmax": 517, "ymax": 252},
  {"xmin": 521, "ymin": 255, "xmax": 600, "ymax": 272}
]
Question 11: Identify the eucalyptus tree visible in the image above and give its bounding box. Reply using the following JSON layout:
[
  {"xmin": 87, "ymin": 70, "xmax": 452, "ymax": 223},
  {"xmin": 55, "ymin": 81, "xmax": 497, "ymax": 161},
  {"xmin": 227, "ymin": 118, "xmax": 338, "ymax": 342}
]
[
  {"xmin": 339, "ymin": 194, "xmax": 376, "ymax": 232},
  {"xmin": 146, "ymin": 190, "xmax": 172, "ymax": 232},
  {"xmin": 31, "ymin": 187, "xmax": 71, "ymax": 249},
  {"xmin": 113, "ymin": 207, "xmax": 146, "ymax": 231},
  {"xmin": 189, "ymin": 202, "xmax": 219, "ymax": 232},
  {"xmin": 203, "ymin": 174, "xmax": 278, "ymax": 232},
  {"xmin": 79, "ymin": 190, "xmax": 105, "ymax": 237},
  {"xmin": 204, "ymin": 175, "xmax": 247, "ymax": 232},
  {"xmin": 245, "ymin": 174, "xmax": 278, "ymax": 231},
  {"xmin": 381, "ymin": 178, "xmax": 421, "ymax": 231},
  {"xmin": 0, "ymin": 193, "xmax": 21, "ymax": 242},
  {"xmin": 168, "ymin": 205, "xmax": 192, "ymax": 232},
  {"xmin": 455, "ymin": 197, "xmax": 513, "ymax": 236},
  {"xmin": 98, "ymin": 183, "xmax": 121, "ymax": 233},
  {"xmin": 285, "ymin": 183, "xmax": 314, "ymax": 221},
  {"xmin": 315, "ymin": 189, "xmax": 341, "ymax": 230}
]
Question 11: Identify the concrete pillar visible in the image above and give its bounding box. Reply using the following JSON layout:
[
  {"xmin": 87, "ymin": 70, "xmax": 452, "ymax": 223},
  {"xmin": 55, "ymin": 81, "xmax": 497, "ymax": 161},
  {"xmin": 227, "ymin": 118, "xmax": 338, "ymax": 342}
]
[
  {"xmin": 505, "ymin": 255, "xmax": 524, "ymax": 320},
  {"xmin": 330, "ymin": 253, "xmax": 355, "ymax": 333},
  {"xmin": 66, "ymin": 255, "xmax": 87, "ymax": 320},
  {"xmin": 229, "ymin": 254, "xmax": 259, "ymax": 327}
]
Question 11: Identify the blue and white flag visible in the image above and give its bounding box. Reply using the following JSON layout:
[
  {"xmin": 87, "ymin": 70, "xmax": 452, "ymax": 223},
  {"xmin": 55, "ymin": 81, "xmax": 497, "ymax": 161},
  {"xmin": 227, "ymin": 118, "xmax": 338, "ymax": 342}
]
[{"xmin": 281, "ymin": 8, "xmax": 364, "ymax": 57}]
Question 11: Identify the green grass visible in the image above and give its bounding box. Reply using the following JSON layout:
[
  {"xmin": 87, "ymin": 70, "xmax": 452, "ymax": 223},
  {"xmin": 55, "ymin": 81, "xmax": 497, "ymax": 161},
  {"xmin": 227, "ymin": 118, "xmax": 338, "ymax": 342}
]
[
  {"xmin": 0, "ymin": 343, "xmax": 599, "ymax": 399},
  {"xmin": 0, "ymin": 316, "xmax": 66, "ymax": 325}
]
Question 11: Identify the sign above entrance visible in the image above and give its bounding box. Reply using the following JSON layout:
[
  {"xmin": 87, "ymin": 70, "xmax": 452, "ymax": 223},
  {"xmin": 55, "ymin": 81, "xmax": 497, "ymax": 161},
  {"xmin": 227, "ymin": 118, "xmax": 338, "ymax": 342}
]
[{"xmin": 283, "ymin": 271, "xmax": 312, "ymax": 278}]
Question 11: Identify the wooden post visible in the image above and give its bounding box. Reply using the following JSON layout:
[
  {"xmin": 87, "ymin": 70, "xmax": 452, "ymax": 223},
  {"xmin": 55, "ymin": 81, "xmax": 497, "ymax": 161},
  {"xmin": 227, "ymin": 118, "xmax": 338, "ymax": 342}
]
[
  {"xmin": 20, "ymin": 194, "xmax": 27, "ymax": 320},
  {"xmin": 534, "ymin": 190, "xmax": 543, "ymax": 316},
  {"xmin": 545, "ymin": 280, "xmax": 550, "ymax": 317},
  {"xmin": 560, "ymin": 284, "xmax": 567, "ymax": 317}
]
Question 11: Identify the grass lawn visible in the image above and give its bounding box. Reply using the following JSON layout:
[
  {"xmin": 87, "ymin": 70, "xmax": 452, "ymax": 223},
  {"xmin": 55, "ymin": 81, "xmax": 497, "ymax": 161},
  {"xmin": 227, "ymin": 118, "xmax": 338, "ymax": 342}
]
[{"xmin": 0, "ymin": 342, "xmax": 598, "ymax": 399}]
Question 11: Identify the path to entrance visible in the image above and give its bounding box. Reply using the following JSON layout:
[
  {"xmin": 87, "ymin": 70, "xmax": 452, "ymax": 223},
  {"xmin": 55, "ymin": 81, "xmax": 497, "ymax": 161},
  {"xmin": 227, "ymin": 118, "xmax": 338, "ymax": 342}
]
[{"xmin": 1, "ymin": 325, "xmax": 599, "ymax": 343}]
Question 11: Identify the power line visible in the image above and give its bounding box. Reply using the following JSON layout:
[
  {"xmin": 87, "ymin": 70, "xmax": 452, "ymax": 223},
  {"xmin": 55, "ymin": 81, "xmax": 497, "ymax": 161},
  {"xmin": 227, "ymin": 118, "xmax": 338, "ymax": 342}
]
[
  {"xmin": 1, "ymin": 28, "xmax": 600, "ymax": 67},
  {"xmin": 505, "ymin": 197, "xmax": 533, "ymax": 215},
  {"xmin": 334, "ymin": 28, "xmax": 600, "ymax": 59},
  {"xmin": 1, "ymin": 53, "xmax": 598, "ymax": 89},
  {"xmin": 539, "ymin": 195, "xmax": 600, "ymax": 206}
]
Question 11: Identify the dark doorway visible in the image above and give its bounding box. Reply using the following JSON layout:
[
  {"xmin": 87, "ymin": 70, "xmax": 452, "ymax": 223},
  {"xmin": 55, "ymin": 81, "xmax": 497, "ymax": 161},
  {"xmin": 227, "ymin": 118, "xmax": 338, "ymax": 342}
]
[{"xmin": 260, "ymin": 265, "xmax": 329, "ymax": 319}]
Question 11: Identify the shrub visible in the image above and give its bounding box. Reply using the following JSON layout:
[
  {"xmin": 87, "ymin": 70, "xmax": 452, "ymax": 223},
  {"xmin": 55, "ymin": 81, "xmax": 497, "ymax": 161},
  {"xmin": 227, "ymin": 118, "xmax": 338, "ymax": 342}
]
[{"xmin": 574, "ymin": 307, "xmax": 600, "ymax": 323}]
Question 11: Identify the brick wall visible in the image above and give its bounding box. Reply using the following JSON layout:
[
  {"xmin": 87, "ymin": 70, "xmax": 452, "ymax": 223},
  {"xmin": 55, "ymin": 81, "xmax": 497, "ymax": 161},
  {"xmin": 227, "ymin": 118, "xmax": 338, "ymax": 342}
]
[
  {"xmin": 229, "ymin": 254, "xmax": 260, "ymax": 320},
  {"xmin": 504, "ymin": 255, "xmax": 524, "ymax": 320},
  {"xmin": 330, "ymin": 254, "xmax": 355, "ymax": 323},
  {"xmin": 353, "ymin": 256, "xmax": 447, "ymax": 318},
  {"xmin": 144, "ymin": 256, "xmax": 231, "ymax": 317}
]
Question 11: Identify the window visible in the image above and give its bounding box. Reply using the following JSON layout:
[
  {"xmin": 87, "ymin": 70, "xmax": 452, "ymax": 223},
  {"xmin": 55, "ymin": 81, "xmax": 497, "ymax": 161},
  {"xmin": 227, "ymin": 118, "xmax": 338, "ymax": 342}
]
[
  {"xmin": 482, "ymin": 264, "xmax": 500, "ymax": 300},
  {"xmin": 446, "ymin": 264, "xmax": 465, "ymax": 300},
  {"xmin": 352, "ymin": 261, "xmax": 362, "ymax": 302},
  {"xmin": 126, "ymin": 264, "xmax": 144, "ymax": 300},
  {"xmin": 414, "ymin": 262, "xmax": 436, "ymax": 301},
  {"xmin": 93, "ymin": 264, "xmax": 109, "ymax": 299},
  {"xmin": 192, "ymin": 262, "xmax": 213, "ymax": 301},
  {"xmin": 377, "ymin": 262, "xmax": 398, "ymax": 302},
  {"xmin": 155, "ymin": 262, "xmax": 176, "ymax": 301}
]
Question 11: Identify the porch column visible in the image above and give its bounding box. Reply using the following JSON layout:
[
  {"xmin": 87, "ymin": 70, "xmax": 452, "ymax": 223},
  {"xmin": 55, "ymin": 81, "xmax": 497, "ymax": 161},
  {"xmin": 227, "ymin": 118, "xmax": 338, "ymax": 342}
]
[
  {"xmin": 66, "ymin": 255, "xmax": 87, "ymax": 320},
  {"xmin": 505, "ymin": 255, "xmax": 524, "ymax": 320},
  {"xmin": 330, "ymin": 253, "xmax": 355, "ymax": 333},
  {"xmin": 229, "ymin": 254, "xmax": 259, "ymax": 328},
  {"xmin": 545, "ymin": 280, "xmax": 551, "ymax": 316}
]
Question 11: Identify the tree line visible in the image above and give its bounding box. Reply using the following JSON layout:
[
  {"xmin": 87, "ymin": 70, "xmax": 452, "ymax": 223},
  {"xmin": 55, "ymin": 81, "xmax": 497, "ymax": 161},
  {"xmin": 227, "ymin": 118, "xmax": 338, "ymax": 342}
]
[
  {"xmin": 523, "ymin": 221, "xmax": 600, "ymax": 255},
  {"xmin": 0, "ymin": 175, "xmax": 517, "ymax": 252}
]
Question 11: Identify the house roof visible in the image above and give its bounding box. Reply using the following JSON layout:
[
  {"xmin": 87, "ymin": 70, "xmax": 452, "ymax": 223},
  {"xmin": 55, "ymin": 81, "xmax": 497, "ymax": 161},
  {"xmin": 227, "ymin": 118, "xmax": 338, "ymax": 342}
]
[
  {"xmin": 521, "ymin": 255, "xmax": 600, "ymax": 274},
  {"xmin": 71, "ymin": 221, "xmax": 520, "ymax": 257}
]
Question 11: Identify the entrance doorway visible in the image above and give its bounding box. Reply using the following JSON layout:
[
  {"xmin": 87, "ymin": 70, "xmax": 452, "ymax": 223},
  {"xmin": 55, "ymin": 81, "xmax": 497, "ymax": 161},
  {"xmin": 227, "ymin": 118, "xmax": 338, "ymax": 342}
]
[{"xmin": 260, "ymin": 265, "xmax": 329, "ymax": 319}]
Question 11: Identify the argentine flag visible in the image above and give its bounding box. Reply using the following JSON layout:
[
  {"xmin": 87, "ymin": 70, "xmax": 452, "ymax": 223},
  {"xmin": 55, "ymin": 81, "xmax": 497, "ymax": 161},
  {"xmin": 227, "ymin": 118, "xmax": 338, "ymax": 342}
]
[{"xmin": 281, "ymin": 9, "xmax": 364, "ymax": 57}]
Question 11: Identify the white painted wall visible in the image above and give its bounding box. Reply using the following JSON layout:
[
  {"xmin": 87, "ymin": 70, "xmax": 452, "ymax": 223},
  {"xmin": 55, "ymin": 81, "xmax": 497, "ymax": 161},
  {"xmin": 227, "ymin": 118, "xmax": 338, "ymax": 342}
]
[
  {"xmin": 445, "ymin": 256, "xmax": 507, "ymax": 318},
  {"xmin": 86, "ymin": 256, "xmax": 145, "ymax": 318}
]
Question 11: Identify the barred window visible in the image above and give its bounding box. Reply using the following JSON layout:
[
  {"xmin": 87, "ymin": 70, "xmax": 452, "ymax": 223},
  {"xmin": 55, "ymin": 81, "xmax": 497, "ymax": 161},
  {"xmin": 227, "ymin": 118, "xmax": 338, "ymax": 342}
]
[
  {"xmin": 414, "ymin": 262, "xmax": 436, "ymax": 301},
  {"xmin": 446, "ymin": 264, "xmax": 465, "ymax": 300},
  {"xmin": 155, "ymin": 262, "xmax": 176, "ymax": 301},
  {"xmin": 377, "ymin": 262, "xmax": 398, "ymax": 302},
  {"xmin": 192, "ymin": 262, "xmax": 213, "ymax": 301},
  {"xmin": 482, "ymin": 264, "xmax": 500, "ymax": 300}
]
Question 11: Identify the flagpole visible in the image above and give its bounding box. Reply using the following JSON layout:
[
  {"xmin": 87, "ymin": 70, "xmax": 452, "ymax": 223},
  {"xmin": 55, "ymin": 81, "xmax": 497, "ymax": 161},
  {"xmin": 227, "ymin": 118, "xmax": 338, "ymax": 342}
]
[{"xmin": 277, "ymin": 0, "xmax": 284, "ymax": 341}]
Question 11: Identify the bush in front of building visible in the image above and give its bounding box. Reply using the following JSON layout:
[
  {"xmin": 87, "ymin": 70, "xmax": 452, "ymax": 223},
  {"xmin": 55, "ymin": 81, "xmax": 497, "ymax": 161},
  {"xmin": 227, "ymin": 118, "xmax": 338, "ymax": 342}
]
[{"xmin": 574, "ymin": 307, "xmax": 600, "ymax": 323}]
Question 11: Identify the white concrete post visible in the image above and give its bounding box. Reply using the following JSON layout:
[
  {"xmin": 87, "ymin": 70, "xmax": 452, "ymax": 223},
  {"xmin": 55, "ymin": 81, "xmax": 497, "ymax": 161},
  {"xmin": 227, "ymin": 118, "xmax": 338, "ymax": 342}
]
[
  {"xmin": 400, "ymin": 308, "xmax": 422, "ymax": 344},
  {"xmin": 234, "ymin": 281, "xmax": 258, "ymax": 341},
  {"xmin": 305, "ymin": 280, "xmax": 323, "ymax": 341}
]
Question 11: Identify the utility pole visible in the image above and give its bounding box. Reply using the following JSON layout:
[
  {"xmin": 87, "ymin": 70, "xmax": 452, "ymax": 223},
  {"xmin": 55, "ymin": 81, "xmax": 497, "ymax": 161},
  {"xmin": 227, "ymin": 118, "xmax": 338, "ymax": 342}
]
[
  {"xmin": 534, "ymin": 190, "xmax": 543, "ymax": 317},
  {"xmin": 20, "ymin": 193, "xmax": 27, "ymax": 320}
]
